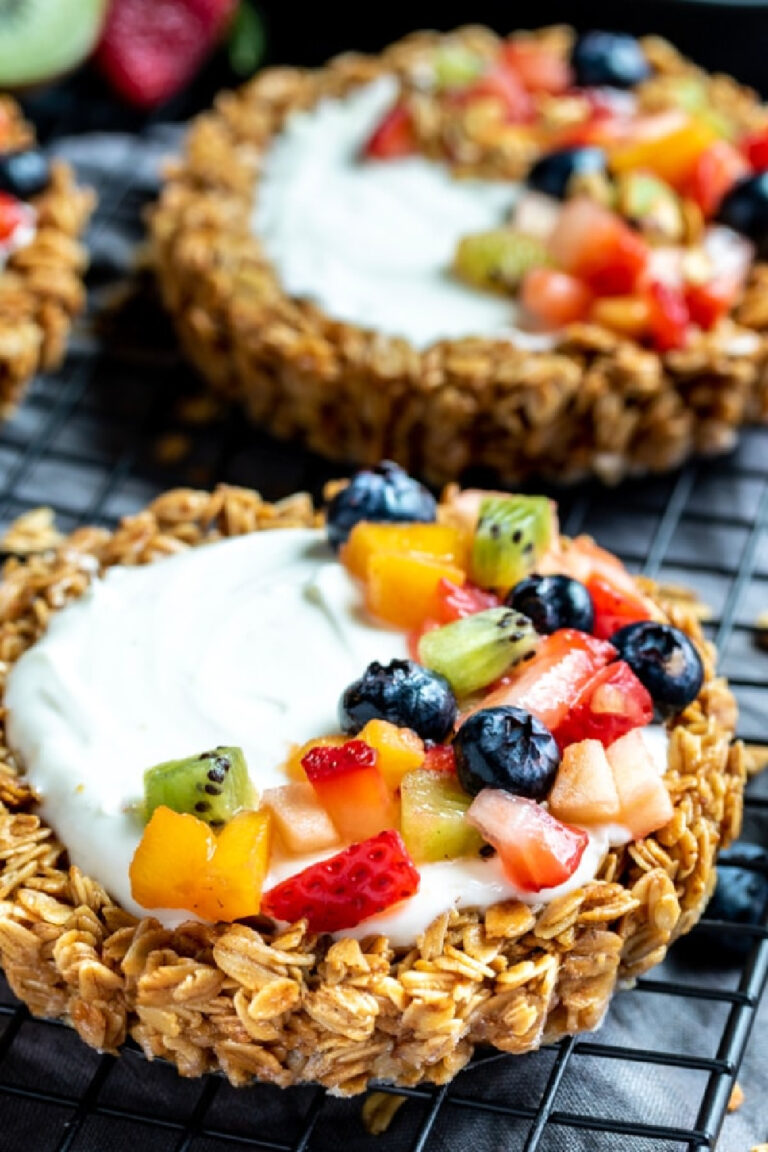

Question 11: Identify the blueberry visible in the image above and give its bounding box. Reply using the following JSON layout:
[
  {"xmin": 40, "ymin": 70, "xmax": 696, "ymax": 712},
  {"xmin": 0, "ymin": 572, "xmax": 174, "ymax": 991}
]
[
  {"xmin": 611, "ymin": 621, "xmax": 704, "ymax": 712},
  {"xmin": 571, "ymin": 31, "xmax": 651, "ymax": 89},
  {"xmin": 339, "ymin": 658, "xmax": 457, "ymax": 743},
  {"xmin": 507, "ymin": 573, "xmax": 594, "ymax": 635},
  {"xmin": 326, "ymin": 461, "xmax": 437, "ymax": 550},
  {"xmin": 453, "ymin": 705, "xmax": 560, "ymax": 800},
  {"xmin": 702, "ymin": 843, "xmax": 768, "ymax": 958},
  {"xmin": 717, "ymin": 173, "xmax": 768, "ymax": 258},
  {"xmin": 527, "ymin": 146, "xmax": 607, "ymax": 201},
  {"xmin": 0, "ymin": 149, "xmax": 50, "ymax": 200}
]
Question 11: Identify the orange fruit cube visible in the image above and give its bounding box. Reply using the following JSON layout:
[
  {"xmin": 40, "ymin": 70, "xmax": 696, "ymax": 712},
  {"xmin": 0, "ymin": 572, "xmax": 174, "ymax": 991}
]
[
  {"xmin": 609, "ymin": 115, "xmax": 718, "ymax": 186},
  {"xmin": 365, "ymin": 552, "xmax": 466, "ymax": 629},
  {"xmin": 130, "ymin": 806, "xmax": 214, "ymax": 911},
  {"xmin": 341, "ymin": 521, "xmax": 468, "ymax": 580},
  {"xmin": 193, "ymin": 809, "xmax": 272, "ymax": 921},
  {"xmin": 358, "ymin": 719, "xmax": 425, "ymax": 789}
]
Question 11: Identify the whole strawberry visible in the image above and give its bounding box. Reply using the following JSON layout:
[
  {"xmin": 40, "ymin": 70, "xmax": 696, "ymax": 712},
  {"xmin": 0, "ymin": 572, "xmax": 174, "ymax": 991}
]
[{"xmin": 96, "ymin": 0, "xmax": 237, "ymax": 108}]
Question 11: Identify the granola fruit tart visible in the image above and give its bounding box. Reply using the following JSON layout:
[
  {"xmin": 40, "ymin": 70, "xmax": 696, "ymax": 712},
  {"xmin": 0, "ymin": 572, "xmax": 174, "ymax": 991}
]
[
  {"xmin": 0, "ymin": 464, "xmax": 744, "ymax": 1095},
  {"xmin": 0, "ymin": 96, "xmax": 94, "ymax": 414},
  {"xmin": 151, "ymin": 26, "xmax": 768, "ymax": 487}
]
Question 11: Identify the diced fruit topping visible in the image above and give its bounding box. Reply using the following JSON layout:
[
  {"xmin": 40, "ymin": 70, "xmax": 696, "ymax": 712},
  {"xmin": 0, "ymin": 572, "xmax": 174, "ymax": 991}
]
[
  {"xmin": 283, "ymin": 736, "xmax": 344, "ymax": 782},
  {"xmin": 471, "ymin": 495, "xmax": 555, "ymax": 591},
  {"xmin": 422, "ymin": 744, "xmax": 457, "ymax": 773},
  {"xmin": 130, "ymin": 806, "xmax": 271, "ymax": 921},
  {"xmin": 261, "ymin": 829, "xmax": 420, "ymax": 932},
  {"xmin": 467, "ymin": 789, "xmax": 588, "ymax": 892},
  {"xmin": 341, "ymin": 521, "xmax": 466, "ymax": 580},
  {"xmin": 609, "ymin": 114, "xmax": 719, "ymax": 187},
  {"xmin": 454, "ymin": 705, "xmax": 560, "ymax": 800},
  {"xmin": 571, "ymin": 30, "xmax": 650, "ymax": 89},
  {"xmin": 365, "ymin": 551, "xmax": 466, "ymax": 629},
  {"xmin": 453, "ymin": 229, "xmax": 549, "ymax": 294},
  {"xmin": 326, "ymin": 461, "xmax": 437, "ymax": 550},
  {"xmin": 742, "ymin": 128, "xmax": 768, "ymax": 172},
  {"xmin": 340, "ymin": 659, "xmax": 458, "ymax": 743},
  {"xmin": 400, "ymin": 768, "xmax": 483, "ymax": 862},
  {"xmin": 500, "ymin": 39, "xmax": 572, "ymax": 95},
  {"xmin": 587, "ymin": 574, "xmax": 654, "ymax": 639},
  {"xmin": 0, "ymin": 150, "xmax": 49, "ymax": 200},
  {"xmin": 685, "ymin": 276, "xmax": 740, "ymax": 331},
  {"xmin": 548, "ymin": 739, "xmax": 622, "ymax": 826},
  {"xmin": 717, "ymin": 172, "xmax": 768, "ymax": 258},
  {"xmin": 357, "ymin": 719, "xmax": 425, "ymax": 789},
  {"xmin": 681, "ymin": 141, "xmax": 749, "ymax": 219},
  {"xmin": 645, "ymin": 280, "xmax": 690, "ymax": 352},
  {"xmin": 143, "ymin": 745, "xmax": 253, "ymax": 828},
  {"xmin": 473, "ymin": 628, "xmax": 616, "ymax": 735},
  {"xmin": 526, "ymin": 146, "xmax": 607, "ymax": 201},
  {"xmin": 507, "ymin": 574, "xmax": 594, "ymax": 635},
  {"xmin": 589, "ymin": 295, "xmax": 651, "ymax": 339},
  {"xmin": 520, "ymin": 267, "xmax": 593, "ymax": 329},
  {"xmin": 606, "ymin": 729, "xmax": 674, "ymax": 839},
  {"xmin": 548, "ymin": 197, "xmax": 649, "ymax": 296},
  {"xmin": 611, "ymin": 621, "xmax": 704, "ymax": 711},
  {"xmin": 0, "ymin": 192, "xmax": 32, "ymax": 245},
  {"xmin": 432, "ymin": 44, "xmax": 485, "ymax": 90},
  {"xmin": 363, "ymin": 103, "xmax": 416, "ymax": 159},
  {"xmin": 301, "ymin": 739, "xmax": 398, "ymax": 842},
  {"xmin": 433, "ymin": 578, "xmax": 500, "ymax": 623},
  {"xmin": 553, "ymin": 659, "xmax": 653, "ymax": 749},
  {"xmin": 262, "ymin": 782, "xmax": 340, "ymax": 855},
  {"xmin": 459, "ymin": 65, "xmax": 533, "ymax": 123},
  {"xmin": 616, "ymin": 172, "xmax": 684, "ymax": 244},
  {"xmin": 418, "ymin": 607, "xmax": 539, "ymax": 698}
]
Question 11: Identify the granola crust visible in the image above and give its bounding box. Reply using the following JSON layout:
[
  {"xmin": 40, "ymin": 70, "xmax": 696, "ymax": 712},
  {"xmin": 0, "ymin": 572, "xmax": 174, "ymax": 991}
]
[
  {"xmin": 0, "ymin": 96, "xmax": 95, "ymax": 416},
  {"xmin": 149, "ymin": 27, "xmax": 768, "ymax": 486},
  {"xmin": 0, "ymin": 486, "xmax": 744, "ymax": 1094}
]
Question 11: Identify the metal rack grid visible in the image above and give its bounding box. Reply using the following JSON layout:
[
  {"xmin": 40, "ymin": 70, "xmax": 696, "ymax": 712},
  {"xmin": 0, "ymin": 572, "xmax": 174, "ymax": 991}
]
[{"xmin": 0, "ymin": 127, "xmax": 766, "ymax": 1152}]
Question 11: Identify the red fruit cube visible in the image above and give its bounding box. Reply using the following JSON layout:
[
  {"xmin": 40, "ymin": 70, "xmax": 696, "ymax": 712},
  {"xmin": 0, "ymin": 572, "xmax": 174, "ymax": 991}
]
[
  {"xmin": 261, "ymin": 829, "xmax": 420, "ymax": 932},
  {"xmin": 587, "ymin": 574, "xmax": 654, "ymax": 640},
  {"xmin": 434, "ymin": 578, "xmax": 501, "ymax": 623},
  {"xmin": 500, "ymin": 41, "xmax": 572, "ymax": 94},
  {"xmin": 520, "ymin": 267, "xmax": 594, "ymax": 330},
  {"xmin": 681, "ymin": 141, "xmax": 749, "ymax": 218},
  {"xmin": 459, "ymin": 65, "xmax": 533, "ymax": 122},
  {"xmin": 553, "ymin": 660, "xmax": 653, "ymax": 749},
  {"xmin": 685, "ymin": 276, "xmax": 739, "ymax": 331},
  {"xmin": 363, "ymin": 103, "xmax": 416, "ymax": 159},
  {"xmin": 0, "ymin": 192, "xmax": 31, "ymax": 244},
  {"xmin": 742, "ymin": 126, "xmax": 768, "ymax": 172},
  {"xmin": 645, "ymin": 281, "xmax": 690, "ymax": 352},
  {"xmin": 302, "ymin": 740, "xmax": 398, "ymax": 842},
  {"xmin": 548, "ymin": 198, "xmax": 649, "ymax": 296},
  {"xmin": 421, "ymin": 745, "xmax": 457, "ymax": 773},
  {"xmin": 467, "ymin": 789, "xmax": 588, "ymax": 892}
]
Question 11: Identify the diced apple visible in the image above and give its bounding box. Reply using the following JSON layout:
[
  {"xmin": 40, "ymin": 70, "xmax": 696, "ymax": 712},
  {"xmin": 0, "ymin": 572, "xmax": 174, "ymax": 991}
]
[
  {"xmin": 606, "ymin": 729, "xmax": 674, "ymax": 839},
  {"xmin": 548, "ymin": 739, "xmax": 622, "ymax": 825},
  {"xmin": 261, "ymin": 782, "xmax": 341, "ymax": 855}
]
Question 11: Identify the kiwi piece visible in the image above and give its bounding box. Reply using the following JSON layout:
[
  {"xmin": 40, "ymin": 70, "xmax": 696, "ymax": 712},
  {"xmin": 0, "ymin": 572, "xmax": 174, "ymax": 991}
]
[
  {"xmin": 418, "ymin": 607, "xmax": 538, "ymax": 697},
  {"xmin": 471, "ymin": 496, "xmax": 555, "ymax": 591},
  {"xmin": 144, "ymin": 746, "xmax": 254, "ymax": 829},
  {"xmin": 401, "ymin": 768, "xmax": 484, "ymax": 863},
  {"xmin": 453, "ymin": 229, "xmax": 549, "ymax": 295},
  {"xmin": 0, "ymin": 0, "xmax": 108, "ymax": 88}
]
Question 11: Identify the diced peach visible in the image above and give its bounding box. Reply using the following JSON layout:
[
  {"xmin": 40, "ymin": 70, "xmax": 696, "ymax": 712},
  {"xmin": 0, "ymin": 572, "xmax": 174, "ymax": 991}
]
[
  {"xmin": 358, "ymin": 719, "xmax": 425, "ymax": 789},
  {"xmin": 589, "ymin": 295, "xmax": 651, "ymax": 339},
  {"xmin": 303, "ymin": 742, "xmax": 400, "ymax": 842},
  {"xmin": 609, "ymin": 113, "xmax": 719, "ymax": 185},
  {"xmin": 606, "ymin": 729, "xmax": 674, "ymax": 839},
  {"xmin": 548, "ymin": 739, "xmax": 622, "ymax": 826},
  {"xmin": 130, "ymin": 806, "xmax": 214, "ymax": 911},
  {"xmin": 194, "ymin": 809, "xmax": 271, "ymax": 921},
  {"xmin": 283, "ymin": 736, "xmax": 345, "ymax": 781},
  {"xmin": 262, "ymin": 782, "xmax": 341, "ymax": 855},
  {"xmin": 341, "ymin": 521, "xmax": 468, "ymax": 580},
  {"xmin": 365, "ymin": 552, "xmax": 466, "ymax": 629}
]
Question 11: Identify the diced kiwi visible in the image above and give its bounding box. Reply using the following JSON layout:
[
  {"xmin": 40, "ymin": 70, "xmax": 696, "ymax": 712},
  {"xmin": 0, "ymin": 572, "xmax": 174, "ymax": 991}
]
[
  {"xmin": 0, "ymin": 0, "xmax": 108, "ymax": 88},
  {"xmin": 471, "ymin": 496, "xmax": 555, "ymax": 591},
  {"xmin": 433, "ymin": 44, "xmax": 484, "ymax": 90},
  {"xmin": 617, "ymin": 172, "xmax": 683, "ymax": 244},
  {"xmin": 453, "ymin": 229, "xmax": 549, "ymax": 295},
  {"xmin": 418, "ymin": 607, "xmax": 538, "ymax": 697},
  {"xmin": 400, "ymin": 768, "xmax": 484, "ymax": 863},
  {"xmin": 143, "ymin": 746, "xmax": 254, "ymax": 829}
]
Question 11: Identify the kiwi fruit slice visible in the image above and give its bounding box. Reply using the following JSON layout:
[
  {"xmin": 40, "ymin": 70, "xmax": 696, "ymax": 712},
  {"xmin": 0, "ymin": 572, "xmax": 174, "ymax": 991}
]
[
  {"xmin": 400, "ymin": 768, "xmax": 484, "ymax": 863},
  {"xmin": 418, "ymin": 607, "xmax": 538, "ymax": 697},
  {"xmin": 471, "ymin": 496, "xmax": 555, "ymax": 591},
  {"xmin": 144, "ymin": 746, "xmax": 254, "ymax": 829},
  {"xmin": 0, "ymin": 0, "xmax": 108, "ymax": 88},
  {"xmin": 454, "ymin": 229, "xmax": 549, "ymax": 295}
]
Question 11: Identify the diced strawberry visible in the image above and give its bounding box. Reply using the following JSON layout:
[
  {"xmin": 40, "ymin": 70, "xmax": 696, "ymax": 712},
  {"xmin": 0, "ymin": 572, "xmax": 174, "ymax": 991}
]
[
  {"xmin": 520, "ymin": 267, "xmax": 594, "ymax": 330},
  {"xmin": 548, "ymin": 198, "xmax": 649, "ymax": 296},
  {"xmin": 588, "ymin": 574, "xmax": 654, "ymax": 640},
  {"xmin": 742, "ymin": 126, "xmax": 768, "ymax": 172},
  {"xmin": 434, "ymin": 578, "xmax": 500, "ymax": 623},
  {"xmin": 685, "ymin": 276, "xmax": 739, "ymax": 330},
  {"xmin": 459, "ymin": 65, "xmax": 533, "ymax": 122},
  {"xmin": 500, "ymin": 41, "xmax": 572, "ymax": 94},
  {"xmin": 302, "ymin": 740, "xmax": 398, "ymax": 842},
  {"xmin": 363, "ymin": 103, "xmax": 416, "ymax": 159},
  {"xmin": 467, "ymin": 790, "xmax": 588, "ymax": 892},
  {"xmin": 554, "ymin": 660, "xmax": 653, "ymax": 749},
  {"xmin": 681, "ymin": 141, "xmax": 749, "ymax": 218},
  {"xmin": 261, "ymin": 829, "xmax": 420, "ymax": 932},
  {"xmin": 421, "ymin": 744, "xmax": 457, "ymax": 773},
  {"xmin": 606, "ymin": 729, "xmax": 674, "ymax": 839},
  {"xmin": 645, "ymin": 280, "xmax": 690, "ymax": 352},
  {"xmin": 539, "ymin": 535, "xmax": 644, "ymax": 600},
  {"xmin": 96, "ymin": 0, "xmax": 236, "ymax": 109},
  {"xmin": 470, "ymin": 628, "xmax": 616, "ymax": 733},
  {"xmin": 0, "ymin": 192, "xmax": 30, "ymax": 244}
]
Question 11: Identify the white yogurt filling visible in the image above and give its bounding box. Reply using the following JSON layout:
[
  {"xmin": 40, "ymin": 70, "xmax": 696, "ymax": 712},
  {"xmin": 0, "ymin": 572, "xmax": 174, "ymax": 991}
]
[
  {"xmin": 5, "ymin": 529, "xmax": 668, "ymax": 944},
  {"xmin": 253, "ymin": 76, "xmax": 556, "ymax": 351}
]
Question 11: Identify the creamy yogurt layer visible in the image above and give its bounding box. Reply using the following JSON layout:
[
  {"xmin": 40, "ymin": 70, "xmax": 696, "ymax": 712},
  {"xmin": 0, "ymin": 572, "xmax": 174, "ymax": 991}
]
[
  {"xmin": 254, "ymin": 77, "xmax": 555, "ymax": 351},
  {"xmin": 5, "ymin": 529, "xmax": 668, "ymax": 944}
]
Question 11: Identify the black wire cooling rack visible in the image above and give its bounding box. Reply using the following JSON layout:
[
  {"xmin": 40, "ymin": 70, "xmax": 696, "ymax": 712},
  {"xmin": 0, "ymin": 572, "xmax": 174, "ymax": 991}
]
[{"xmin": 0, "ymin": 109, "xmax": 766, "ymax": 1152}]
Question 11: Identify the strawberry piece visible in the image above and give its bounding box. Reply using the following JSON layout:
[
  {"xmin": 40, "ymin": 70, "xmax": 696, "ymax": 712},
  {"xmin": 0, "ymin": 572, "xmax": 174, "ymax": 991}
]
[
  {"xmin": 685, "ymin": 276, "xmax": 739, "ymax": 330},
  {"xmin": 587, "ymin": 574, "xmax": 654, "ymax": 640},
  {"xmin": 554, "ymin": 660, "xmax": 653, "ymax": 749},
  {"xmin": 261, "ymin": 829, "xmax": 420, "ymax": 932},
  {"xmin": 363, "ymin": 103, "xmax": 416, "ymax": 159},
  {"xmin": 459, "ymin": 65, "xmax": 533, "ymax": 122},
  {"xmin": 500, "ymin": 41, "xmax": 572, "ymax": 94},
  {"xmin": 302, "ymin": 740, "xmax": 398, "ymax": 842},
  {"xmin": 467, "ymin": 790, "xmax": 588, "ymax": 892},
  {"xmin": 471, "ymin": 628, "xmax": 616, "ymax": 734},
  {"xmin": 742, "ymin": 127, "xmax": 768, "ymax": 172},
  {"xmin": 548, "ymin": 198, "xmax": 649, "ymax": 296},
  {"xmin": 645, "ymin": 280, "xmax": 689, "ymax": 352},
  {"xmin": 0, "ymin": 192, "xmax": 30, "ymax": 244},
  {"xmin": 681, "ymin": 141, "xmax": 749, "ymax": 218},
  {"xmin": 520, "ymin": 267, "xmax": 594, "ymax": 329},
  {"xmin": 96, "ymin": 0, "xmax": 236, "ymax": 109},
  {"xmin": 421, "ymin": 744, "xmax": 457, "ymax": 773},
  {"xmin": 434, "ymin": 578, "xmax": 500, "ymax": 623}
]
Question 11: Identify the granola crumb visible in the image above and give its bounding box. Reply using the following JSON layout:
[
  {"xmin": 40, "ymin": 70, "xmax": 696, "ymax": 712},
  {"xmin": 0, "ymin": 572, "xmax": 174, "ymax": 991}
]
[
  {"xmin": 154, "ymin": 433, "xmax": 192, "ymax": 465},
  {"xmin": 744, "ymin": 743, "xmax": 768, "ymax": 778},
  {"xmin": 1, "ymin": 507, "xmax": 63, "ymax": 554},
  {"xmin": 362, "ymin": 1091, "xmax": 407, "ymax": 1135},
  {"xmin": 727, "ymin": 1081, "xmax": 744, "ymax": 1112}
]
